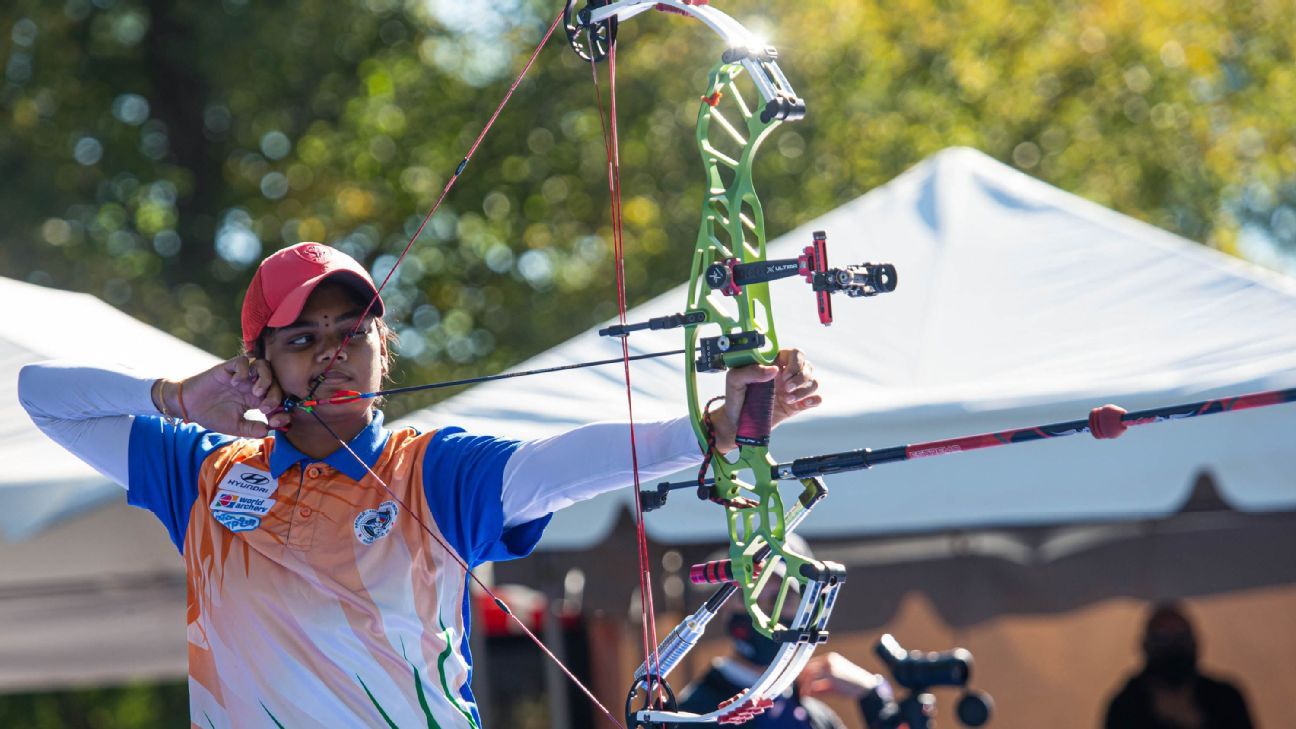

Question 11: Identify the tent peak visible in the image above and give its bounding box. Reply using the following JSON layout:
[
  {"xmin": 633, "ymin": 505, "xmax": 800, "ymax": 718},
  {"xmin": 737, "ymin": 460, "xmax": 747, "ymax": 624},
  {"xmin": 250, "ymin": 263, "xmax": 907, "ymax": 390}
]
[{"xmin": 1177, "ymin": 473, "xmax": 1238, "ymax": 514}]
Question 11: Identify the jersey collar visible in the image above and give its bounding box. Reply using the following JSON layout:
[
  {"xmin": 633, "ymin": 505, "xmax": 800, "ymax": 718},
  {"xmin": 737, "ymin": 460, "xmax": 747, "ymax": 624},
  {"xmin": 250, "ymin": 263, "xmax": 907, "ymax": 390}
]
[{"xmin": 268, "ymin": 410, "xmax": 392, "ymax": 482}]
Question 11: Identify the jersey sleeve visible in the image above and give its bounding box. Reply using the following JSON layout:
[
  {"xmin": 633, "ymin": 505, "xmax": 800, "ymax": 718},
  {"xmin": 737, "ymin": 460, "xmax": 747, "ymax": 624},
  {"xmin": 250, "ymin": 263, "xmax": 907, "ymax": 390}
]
[
  {"xmin": 421, "ymin": 427, "xmax": 551, "ymax": 567},
  {"xmin": 127, "ymin": 415, "xmax": 237, "ymax": 552}
]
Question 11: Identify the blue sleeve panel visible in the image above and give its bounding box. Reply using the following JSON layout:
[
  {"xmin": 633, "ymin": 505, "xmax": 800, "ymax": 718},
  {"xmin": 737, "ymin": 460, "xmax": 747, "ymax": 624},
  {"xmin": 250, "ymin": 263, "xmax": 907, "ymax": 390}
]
[
  {"xmin": 421, "ymin": 427, "xmax": 552, "ymax": 567},
  {"xmin": 127, "ymin": 415, "xmax": 237, "ymax": 553}
]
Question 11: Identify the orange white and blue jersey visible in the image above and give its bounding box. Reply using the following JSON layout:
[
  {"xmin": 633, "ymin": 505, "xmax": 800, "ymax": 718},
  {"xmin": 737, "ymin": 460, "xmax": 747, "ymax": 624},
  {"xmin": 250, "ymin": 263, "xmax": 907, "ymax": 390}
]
[
  {"xmin": 128, "ymin": 411, "xmax": 540, "ymax": 727},
  {"xmin": 18, "ymin": 362, "xmax": 701, "ymax": 728}
]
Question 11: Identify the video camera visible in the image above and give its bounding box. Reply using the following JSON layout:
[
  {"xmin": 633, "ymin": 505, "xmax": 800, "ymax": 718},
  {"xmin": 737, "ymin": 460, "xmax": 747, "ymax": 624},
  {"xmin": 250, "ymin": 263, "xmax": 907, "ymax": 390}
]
[{"xmin": 867, "ymin": 634, "xmax": 993, "ymax": 729}]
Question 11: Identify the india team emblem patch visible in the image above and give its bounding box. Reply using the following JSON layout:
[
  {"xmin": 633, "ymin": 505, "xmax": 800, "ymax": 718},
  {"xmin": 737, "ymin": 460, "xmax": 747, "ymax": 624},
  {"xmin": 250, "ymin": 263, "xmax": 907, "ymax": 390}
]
[{"xmin": 354, "ymin": 500, "xmax": 398, "ymax": 545}]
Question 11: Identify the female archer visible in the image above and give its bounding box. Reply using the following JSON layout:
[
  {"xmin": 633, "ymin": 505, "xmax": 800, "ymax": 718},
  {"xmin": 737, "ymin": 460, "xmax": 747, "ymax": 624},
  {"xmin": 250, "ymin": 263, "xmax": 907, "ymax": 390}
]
[{"xmin": 18, "ymin": 241, "xmax": 821, "ymax": 727}]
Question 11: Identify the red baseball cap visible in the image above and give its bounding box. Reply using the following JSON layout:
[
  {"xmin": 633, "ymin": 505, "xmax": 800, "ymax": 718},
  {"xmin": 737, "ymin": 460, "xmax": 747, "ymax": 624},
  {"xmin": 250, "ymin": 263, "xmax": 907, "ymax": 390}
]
[{"xmin": 240, "ymin": 242, "xmax": 384, "ymax": 352}]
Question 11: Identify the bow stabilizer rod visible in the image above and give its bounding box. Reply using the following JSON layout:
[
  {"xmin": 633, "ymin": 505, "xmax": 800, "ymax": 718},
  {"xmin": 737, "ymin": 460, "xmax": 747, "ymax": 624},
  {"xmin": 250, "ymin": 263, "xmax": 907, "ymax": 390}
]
[{"xmin": 772, "ymin": 386, "xmax": 1296, "ymax": 480}]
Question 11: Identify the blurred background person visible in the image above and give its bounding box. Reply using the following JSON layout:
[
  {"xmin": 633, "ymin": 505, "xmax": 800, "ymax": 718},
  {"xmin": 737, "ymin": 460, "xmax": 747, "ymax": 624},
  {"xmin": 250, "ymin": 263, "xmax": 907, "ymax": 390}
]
[
  {"xmin": 1104, "ymin": 602, "xmax": 1255, "ymax": 729},
  {"xmin": 675, "ymin": 536, "xmax": 892, "ymax": 728}
]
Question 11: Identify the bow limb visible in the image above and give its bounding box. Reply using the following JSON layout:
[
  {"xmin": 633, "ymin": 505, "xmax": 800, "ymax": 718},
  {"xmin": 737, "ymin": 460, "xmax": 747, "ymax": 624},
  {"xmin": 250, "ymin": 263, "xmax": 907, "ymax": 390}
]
[
  {"xmin": 580, "ymin": 4, "xmax": 839, "ymax": 726},
  {"xmin": 683, "ymin": 50, "xmax": 823, "ymax": 643}
]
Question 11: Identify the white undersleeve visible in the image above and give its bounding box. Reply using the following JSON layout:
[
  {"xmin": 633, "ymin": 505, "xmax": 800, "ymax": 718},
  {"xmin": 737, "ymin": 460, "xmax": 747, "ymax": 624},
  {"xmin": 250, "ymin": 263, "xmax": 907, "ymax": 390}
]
[
  {"xmin": 17, "ymin": 361, "xmax": 156, "ymax": 489},
  {"xmin": 499, "ymin": 417, "xmax": 702, "ymax": 527},
  {"xmin": 18, "ymin": 361, "xmax": 704, "ymax": 528}
]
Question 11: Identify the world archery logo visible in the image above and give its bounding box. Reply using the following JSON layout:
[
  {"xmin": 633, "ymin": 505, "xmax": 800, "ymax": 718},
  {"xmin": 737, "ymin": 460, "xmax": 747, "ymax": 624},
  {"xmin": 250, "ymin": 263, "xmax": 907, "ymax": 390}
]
[{"xmin": 354, "ymin": 501, "xmax": 398, "ymax": 545}]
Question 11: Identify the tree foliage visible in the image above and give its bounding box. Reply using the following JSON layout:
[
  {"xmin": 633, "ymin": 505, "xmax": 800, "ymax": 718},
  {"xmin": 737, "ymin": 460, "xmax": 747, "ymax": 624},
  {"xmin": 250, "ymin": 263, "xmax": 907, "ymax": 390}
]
[
  {"xmin": 0, "ymin": 682, "xmax": 187, "ymax": 729},
  {"xmin": 3, "ymin": 0, "xmax": 1294, "ymax": 420}
]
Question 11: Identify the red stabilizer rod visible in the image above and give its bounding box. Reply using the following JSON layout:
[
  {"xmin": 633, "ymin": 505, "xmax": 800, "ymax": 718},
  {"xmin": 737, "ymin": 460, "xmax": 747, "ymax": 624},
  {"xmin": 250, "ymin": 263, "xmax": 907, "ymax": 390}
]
[
  {"xmin": 775, "ymin": 386, "xmax": 1296, "ymax": 480},
  {"xmin": 690, "ymin": 560, "xmax": 736, "ymax": 585},
  {"xmin": 906, "ymin": 389, "xmax": 1296, "ymax": 459}
]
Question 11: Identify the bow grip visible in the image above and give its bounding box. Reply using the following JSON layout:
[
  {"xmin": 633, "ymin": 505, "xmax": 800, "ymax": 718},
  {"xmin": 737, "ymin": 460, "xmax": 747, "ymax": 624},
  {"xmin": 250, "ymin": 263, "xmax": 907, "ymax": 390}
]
[{"xmin": 735, "ymin": 379, "xmax": 776, "ymax": 447}]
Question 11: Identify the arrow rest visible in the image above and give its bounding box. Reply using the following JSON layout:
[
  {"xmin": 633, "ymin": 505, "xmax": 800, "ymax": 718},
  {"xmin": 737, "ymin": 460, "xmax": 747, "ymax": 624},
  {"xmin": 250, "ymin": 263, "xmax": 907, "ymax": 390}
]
[{"xmin": 564, "ymin": 0, "xmax": 618, "ymax": 62}]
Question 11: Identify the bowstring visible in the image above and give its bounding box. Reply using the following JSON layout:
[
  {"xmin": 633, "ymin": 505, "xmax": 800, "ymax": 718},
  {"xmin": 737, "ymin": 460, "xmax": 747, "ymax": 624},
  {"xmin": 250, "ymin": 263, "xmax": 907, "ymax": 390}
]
[
  {"xmin": 588, "ymin": 33, "xmax": 665, "ymax": 707},
  {"xmin": 304, "ymin": 9, "xmax": 567, "ymax": 404}
]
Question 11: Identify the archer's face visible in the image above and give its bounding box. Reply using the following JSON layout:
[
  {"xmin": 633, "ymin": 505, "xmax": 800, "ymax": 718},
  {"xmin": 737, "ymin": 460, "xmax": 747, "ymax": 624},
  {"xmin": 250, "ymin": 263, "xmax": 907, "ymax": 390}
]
[{"xmin": 262, "ymin": 281, "xmax": 385, "ymax": 417}]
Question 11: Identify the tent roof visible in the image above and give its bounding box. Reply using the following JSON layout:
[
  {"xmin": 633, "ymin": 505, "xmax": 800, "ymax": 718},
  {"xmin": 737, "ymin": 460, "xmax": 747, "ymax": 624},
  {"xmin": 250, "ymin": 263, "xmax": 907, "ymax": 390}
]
[
  {"xmin": 398, "ymin": 147, "xmax": 1296, "ymax": 549},
  {"xmin": 0, "ymin": 277, "xmax": 218, "ymax": 542}
]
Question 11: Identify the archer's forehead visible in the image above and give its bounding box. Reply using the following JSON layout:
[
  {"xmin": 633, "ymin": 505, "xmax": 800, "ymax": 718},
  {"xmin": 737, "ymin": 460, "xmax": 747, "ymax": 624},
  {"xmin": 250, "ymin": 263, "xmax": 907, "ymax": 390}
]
[{"xmin": 295, "ymin": 284, "xmax": 371, "ymax": 320}]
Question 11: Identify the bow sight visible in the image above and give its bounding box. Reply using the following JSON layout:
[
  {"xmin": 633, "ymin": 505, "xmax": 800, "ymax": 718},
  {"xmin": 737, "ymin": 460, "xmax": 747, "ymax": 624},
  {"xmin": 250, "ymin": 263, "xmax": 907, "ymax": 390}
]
[
  {"xmin": 705, "ymin": 230, "xmax": 898, "ymax": 325},
  {"xmin": 603, "ymin": 229, "xmax": 898, "ymax": 382}
]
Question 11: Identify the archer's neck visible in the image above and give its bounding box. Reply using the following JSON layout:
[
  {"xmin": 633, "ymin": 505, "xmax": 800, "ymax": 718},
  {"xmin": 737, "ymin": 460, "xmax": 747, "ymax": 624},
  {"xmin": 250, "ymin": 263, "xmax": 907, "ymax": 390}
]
[{"xmin": 282, "ymin": 409, "xmax": 373, "ymax": 460}]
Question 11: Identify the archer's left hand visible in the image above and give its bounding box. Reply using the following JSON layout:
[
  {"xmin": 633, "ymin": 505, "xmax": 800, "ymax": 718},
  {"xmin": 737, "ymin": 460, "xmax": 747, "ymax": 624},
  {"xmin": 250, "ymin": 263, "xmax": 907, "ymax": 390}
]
[{"xmin": 712, "ymin": 349, "xmax": 821, "ymax": 453}]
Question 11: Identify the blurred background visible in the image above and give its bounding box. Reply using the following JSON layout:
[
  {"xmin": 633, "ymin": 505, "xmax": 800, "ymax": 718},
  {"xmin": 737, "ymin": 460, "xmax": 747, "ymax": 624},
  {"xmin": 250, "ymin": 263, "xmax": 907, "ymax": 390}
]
[{"xmin": 2, "ymin": 0, "xmax": 1295, "ymax": 727}]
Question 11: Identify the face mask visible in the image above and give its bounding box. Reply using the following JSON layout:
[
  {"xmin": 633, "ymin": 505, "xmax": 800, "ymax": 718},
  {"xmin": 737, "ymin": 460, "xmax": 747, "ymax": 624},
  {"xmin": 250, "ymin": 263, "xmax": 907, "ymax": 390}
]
[{"xmin": 727, "ymin": 612, "xmax": 782, "ymax": 667}]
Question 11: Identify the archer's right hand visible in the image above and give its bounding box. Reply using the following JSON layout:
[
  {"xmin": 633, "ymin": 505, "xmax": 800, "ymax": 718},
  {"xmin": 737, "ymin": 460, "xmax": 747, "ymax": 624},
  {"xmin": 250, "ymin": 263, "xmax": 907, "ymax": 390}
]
[{"xmin": 153, "ymin": 356, "xmax": 291, "ymax": 437}]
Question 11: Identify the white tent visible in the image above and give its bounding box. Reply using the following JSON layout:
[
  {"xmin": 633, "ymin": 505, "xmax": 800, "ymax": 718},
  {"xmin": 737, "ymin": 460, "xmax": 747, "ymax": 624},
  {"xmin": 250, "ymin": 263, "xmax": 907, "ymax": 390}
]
[
  {"xmin": 0, "ymin": 277, "xmax": 215, "ymax": 690},
  {"xmin": 0, "ymin": 278, "xmax": 218, "ymax": 541},
  {"xmin": 399, "ymin": 146, "xmax": 1296, "ymax": 549},
  {"xmin": 400, "ymin": 147, "xmax": 1296, "ymax": 729}
]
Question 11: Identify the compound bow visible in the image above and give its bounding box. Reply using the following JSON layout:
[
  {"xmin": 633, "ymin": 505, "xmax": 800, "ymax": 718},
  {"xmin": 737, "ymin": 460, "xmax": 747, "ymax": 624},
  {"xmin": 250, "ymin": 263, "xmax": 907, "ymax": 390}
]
[
  {"xmin": 299, "ymin": 2, "xmax": 896, "ymax": 726},
  {"xmin": 564, "ymin": 2, "xmax": 896, "ymax": 725}
]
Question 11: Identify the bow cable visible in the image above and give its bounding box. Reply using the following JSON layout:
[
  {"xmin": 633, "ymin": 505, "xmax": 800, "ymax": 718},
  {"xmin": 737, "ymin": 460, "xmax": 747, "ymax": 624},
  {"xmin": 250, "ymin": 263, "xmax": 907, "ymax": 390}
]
[
  {"xmin": 589, "ymin": 36, "xmax": 666, "ymax": 707},
  {"xmin": 306, "ymin": 409, "xmax": 626, "ymax": 729}
]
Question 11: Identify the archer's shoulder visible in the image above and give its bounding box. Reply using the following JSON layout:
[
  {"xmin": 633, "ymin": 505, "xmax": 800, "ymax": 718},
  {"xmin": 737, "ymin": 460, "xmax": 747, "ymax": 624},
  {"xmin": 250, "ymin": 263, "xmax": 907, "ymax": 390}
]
[
  {"xmin": 198, "ymin": 433, "xmax": 271, "ymax": 475},
  {"xmin": 401, "ymin": 424, "xmax": 520, "ymax": 473}
]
